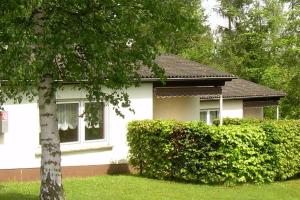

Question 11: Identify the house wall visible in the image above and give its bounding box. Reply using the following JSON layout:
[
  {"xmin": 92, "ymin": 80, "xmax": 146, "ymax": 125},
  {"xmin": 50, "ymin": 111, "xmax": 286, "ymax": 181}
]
[
  {"xmin": 153, "ymin": 98, "xmax": 244, "ymax": 121},
  {"xmin": 199, "ymin": 100, "xmax": 244, "ymax": 118},
  {"xmin": 153, "ymin": 97, "xmax": 200, "ymax": 121},
  {"xmin": 243, "ymin": 107, "xmax": 264, "ymax": 119},
  {"xmin": 0, "ymin": 83, "xmax": 153, "ymax": 170}
]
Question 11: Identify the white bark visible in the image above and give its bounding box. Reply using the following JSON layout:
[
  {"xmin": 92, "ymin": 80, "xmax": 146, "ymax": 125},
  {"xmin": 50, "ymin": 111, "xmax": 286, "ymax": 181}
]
[{"xmin": 38, "ymin": 75, "xmax": 65, "ymax": 200}]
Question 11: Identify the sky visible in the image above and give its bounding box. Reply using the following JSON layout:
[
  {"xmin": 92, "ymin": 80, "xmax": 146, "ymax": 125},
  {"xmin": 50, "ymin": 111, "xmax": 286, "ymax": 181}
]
[{"xmin": 201, "ymin": 0, "xmax": 228, "ymax": 31}]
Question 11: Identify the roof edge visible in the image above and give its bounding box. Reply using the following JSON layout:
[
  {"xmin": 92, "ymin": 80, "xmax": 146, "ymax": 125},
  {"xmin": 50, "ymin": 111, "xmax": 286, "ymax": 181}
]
[
  {"xmin": 200, "ymin": 94, "xmax": 286, "ymax": 101},
  {"xmin": 141, "ymin": 77, "xmax": 236, "ymax": 82}
]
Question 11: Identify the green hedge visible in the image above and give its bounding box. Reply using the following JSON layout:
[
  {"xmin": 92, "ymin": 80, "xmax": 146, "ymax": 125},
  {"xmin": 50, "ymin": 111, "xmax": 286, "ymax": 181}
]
[
  {"xmin": 127, "ymin": 120, "xmax": 300, "ymax": 184},
  {"xmin": 261, "ymin": 121, "xmax": 300, "ymax": 180},
  {"xmin": 213, "ymin": 118, "xmax": 262, "ymax": 126}
]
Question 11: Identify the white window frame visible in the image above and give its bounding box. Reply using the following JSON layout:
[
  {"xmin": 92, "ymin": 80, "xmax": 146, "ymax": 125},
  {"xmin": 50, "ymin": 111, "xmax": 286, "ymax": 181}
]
[
  {"xmin": 200, "ymin": 109, "xmax": 220, "ymax": 125},
  {"xmin": 57, "ymin": 100, "xmax": 108, "ymax": 145}
]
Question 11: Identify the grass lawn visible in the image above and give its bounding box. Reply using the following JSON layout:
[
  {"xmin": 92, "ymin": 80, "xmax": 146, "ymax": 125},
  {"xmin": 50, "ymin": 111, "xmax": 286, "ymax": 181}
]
[{"xmin": 0, "ymin": 175, "xmax": 299, "ymax": 200}]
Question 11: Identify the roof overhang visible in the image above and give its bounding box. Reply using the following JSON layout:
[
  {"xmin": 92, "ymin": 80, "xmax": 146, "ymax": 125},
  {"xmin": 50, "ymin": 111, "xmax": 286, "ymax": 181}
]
[
  {"xmin": 151, "ymin": 78, "xmax": 234, "ymax": 88},
  {"xmin": 200, "ymin": 96, "xmax": 283, "ymax": 107},
  {"xmin": 144, "ymin": 77, "xmax": 235, "ymax": 87},
  {"xmin": 200, "ymin": 95, "xmax": 285, "ymax": 101},
  {"xmin": 142, "ymin": 77, "xmax": 235, "ymax": 82},
  {"xmin": 243, "ymin": 97, "xmax": 283, "ymax": 107},
  {"xmin": 155, "ymin": 86, "xmax": 222, "ymax": 98}
]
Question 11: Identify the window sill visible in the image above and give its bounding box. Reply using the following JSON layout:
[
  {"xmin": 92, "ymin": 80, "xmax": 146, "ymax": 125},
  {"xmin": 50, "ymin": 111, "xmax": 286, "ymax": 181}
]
[{"xmin": 35, "ymin": 143, "xmax": 113, "ymax": 157}]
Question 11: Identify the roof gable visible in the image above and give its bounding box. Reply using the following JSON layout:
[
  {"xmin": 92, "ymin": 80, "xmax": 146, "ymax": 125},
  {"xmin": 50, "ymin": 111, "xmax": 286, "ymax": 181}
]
[
  {"xmin": 139, "ymin": 55, "xmax": 235, "ymax": 79},
  {"xmin": 145, "ymin": 55, "xmax": 285, "ymax": 100}
]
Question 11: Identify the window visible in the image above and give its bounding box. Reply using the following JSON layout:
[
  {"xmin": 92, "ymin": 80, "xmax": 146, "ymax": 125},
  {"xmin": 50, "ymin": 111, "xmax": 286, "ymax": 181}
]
[
  {"xmin": 209, "ymin": 111, "xmax": 219, "ymax": 124},
  {"xmin": 84, "ymin": 102, "xmax": 104, "ymax": 141},
  {"xmin": 57, "ymin": 101, "xmax": 105, "ymax": 143},
  {"xmin": 200, "ymin": 109, "xmax": 219, "ymax": 125},
  {"xmin": 57, "ymin": 103, "xmax": 79, "ymax": 143},
  {"xmin": 200, "ymin": 111, "xmax": 207, "ymax": 123}
]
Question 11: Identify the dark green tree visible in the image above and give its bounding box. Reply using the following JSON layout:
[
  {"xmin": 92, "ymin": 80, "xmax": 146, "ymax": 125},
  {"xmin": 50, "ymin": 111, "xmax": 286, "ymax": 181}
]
[
  {"xmin": 216, "ymin": 0, "xmax": 285, "ymax": 82},
  {"xmin": 162, "ymin": 2, "xmax": 215, "ymax": 65},
  {"xmin": 217, "ymin": 0, "xmax": 254, "ymax": 31},
  {"xmin": 0, "ymin": 0, "xmax": 201, "ymax": 199},
  {"xmin": 275, "ymin": 0, "xmax": 300, "ymax": 118}
]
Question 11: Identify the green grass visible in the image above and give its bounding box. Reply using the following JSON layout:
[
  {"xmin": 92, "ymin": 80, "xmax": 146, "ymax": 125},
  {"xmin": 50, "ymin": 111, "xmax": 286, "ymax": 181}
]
[{"xmin": 0, "ymin": 175, "xmax": 300, "ymax": 200}]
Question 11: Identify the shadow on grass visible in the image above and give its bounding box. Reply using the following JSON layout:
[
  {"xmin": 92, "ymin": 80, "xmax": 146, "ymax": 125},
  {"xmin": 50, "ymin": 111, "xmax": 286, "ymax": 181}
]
[
  {"xmin": 0, "ymin": 193, "xmax": 38, "ymax": 200},
  {"xmin": 285, "ymin": 173, "xmax": 300, "ymax": 181},
  {"xmin": 114, "ymin": 173, "xmax": 208, "ymax": 186},
  {"xmin": 0, "ymin": 185, "xmax": 37, "ymax": 200},
  {"xmin": 124, "ymin": 173, "xmax": 300, "ymax": 188}
]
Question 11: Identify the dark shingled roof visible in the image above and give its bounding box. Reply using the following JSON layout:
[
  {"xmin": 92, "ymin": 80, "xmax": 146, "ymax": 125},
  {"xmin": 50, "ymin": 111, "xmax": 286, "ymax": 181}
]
[
  {"xmin": 200, "ymin": 78, "xmax": 286, "ymax": 100},
  {"xmin": 139, "ymin": 55, "xmax": 235, "ymax": 79},
  {"xmin": 141, "ymin": 54, "xmax": 285, "ymax": 100}
]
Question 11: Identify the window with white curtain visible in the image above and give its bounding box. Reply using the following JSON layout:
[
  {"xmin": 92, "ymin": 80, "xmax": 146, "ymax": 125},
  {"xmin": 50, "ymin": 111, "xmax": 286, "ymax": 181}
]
[
  {"xmin": 57, "ymin": 101, "xmax": 105, "ymax": 143},
  {"xmin": 57, "ymin": 103, "xmax": 79, "ymax": 143}
]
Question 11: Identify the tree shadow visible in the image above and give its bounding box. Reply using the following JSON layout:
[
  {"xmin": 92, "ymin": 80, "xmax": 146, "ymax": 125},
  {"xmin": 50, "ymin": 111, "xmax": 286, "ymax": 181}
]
[
  {"xmin": 0, "ymin": 192, "xmax": 38, "ymax": 200},
  {"xmin": 106, "ymin": 160, "xmax": 131, "ymax": 175},
  {"xmin": 107, "ymin": 163, "xmax": 130, "ymax": 175},
  {"xmin": 0, "ymin": 185, "xmax": 38, "ymax": 200}
]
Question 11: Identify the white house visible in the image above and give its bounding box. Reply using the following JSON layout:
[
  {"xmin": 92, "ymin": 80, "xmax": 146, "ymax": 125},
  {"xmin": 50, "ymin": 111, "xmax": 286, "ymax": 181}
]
[{"xmin": 0, "ymin": 55, "xmax": 285, "ymax": 181}]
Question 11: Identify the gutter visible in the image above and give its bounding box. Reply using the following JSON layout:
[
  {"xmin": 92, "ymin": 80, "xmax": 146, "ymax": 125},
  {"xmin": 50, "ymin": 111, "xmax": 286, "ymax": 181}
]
[
  {"xmin": 0, "ymin": 76, "xmax": 236, "ymax": 86},
  {"xmin": 141, "ymin": 77, "xmax": 236, "ymax": 82},
  {"xmin": 200, "ymin": 95, "xmax": 286, "ymax": 101}
]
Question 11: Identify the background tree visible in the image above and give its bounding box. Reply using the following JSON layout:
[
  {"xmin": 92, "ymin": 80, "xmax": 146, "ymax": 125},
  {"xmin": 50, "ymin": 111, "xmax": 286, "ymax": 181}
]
[
  {"xmin": 217, "ymin": 0, "xmax": 254, "ymax": 31},
  {"xmin": 0, "ymin": 0, "xmax": 202, "ymax": 199},
  {"xmin": 215, "ymin": 0, "xmax": 285, "ymax": 82},
  {"xmin": 161, "ymin": 2, "xmax": 215, "ymax": 65},
  {"xmin": 273, "ymin": 0, "xmax": 300, "ymax": 118},
  {"xmin": 213, "ymin": 0, "xmax": 300, "ymax": 119}
]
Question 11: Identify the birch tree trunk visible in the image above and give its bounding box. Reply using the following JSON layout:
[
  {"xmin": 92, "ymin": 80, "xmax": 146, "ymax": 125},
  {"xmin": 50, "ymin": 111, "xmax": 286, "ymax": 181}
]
[{"xmin": 38, "ymin": 75, "xmax": 65, "ymax": 200}]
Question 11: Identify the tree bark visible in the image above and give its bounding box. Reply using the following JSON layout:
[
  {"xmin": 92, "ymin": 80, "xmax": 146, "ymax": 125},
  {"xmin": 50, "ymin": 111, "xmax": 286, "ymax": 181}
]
[{"xmin": 38, "ymin": 75, "xmax": 65, "ymax": 200}]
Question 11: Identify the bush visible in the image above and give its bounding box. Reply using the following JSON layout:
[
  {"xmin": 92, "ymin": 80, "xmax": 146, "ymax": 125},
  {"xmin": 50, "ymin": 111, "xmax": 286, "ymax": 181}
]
[
  {"xmin": 127, "ymin": 119, "xmax": 300, "ymax": 184},
  {"xmin": 213, "ymin": 118, "xmax": 262, "ymax": 126},
  {"xmin": 261, "ymin": 121, "xmax": 300, "ymax": 180}
]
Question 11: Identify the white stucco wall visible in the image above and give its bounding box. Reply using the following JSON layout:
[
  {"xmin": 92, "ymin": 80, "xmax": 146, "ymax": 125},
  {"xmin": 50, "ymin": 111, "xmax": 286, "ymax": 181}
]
[
  {"xmin": 244, "ymin": 107, "xmax": 264, "ymax": 119},
  {"xmin": 0, "ymin": 102, "xmax": 40, "ymax": 169},
  {"xmin": 154, "ymin": 98, "xmax": 244, "ymax": 121},
  {"xmin": 153, "ymin": 97, "xmax": 200, "ymax": 121},
  {"xmin": 200, "ymin": 100, "xmax": 244, "ymax": 118},
  {"xmin": 0, "ymin": 83, "xmax": 153, "ymax": 170}
]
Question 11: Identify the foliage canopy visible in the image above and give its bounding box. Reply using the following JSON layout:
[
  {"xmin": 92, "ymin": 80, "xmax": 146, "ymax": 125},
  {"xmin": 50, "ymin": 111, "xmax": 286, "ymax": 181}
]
[{"xmin": 0, "ymin": 0, "xmax": 203, "ymax": 111}]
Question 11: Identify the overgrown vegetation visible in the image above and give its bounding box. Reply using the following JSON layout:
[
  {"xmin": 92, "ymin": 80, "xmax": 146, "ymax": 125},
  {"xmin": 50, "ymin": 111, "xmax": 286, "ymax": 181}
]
[{"xmin": 127, "ymin": 119, "xmax": 300, "ymax": 184}]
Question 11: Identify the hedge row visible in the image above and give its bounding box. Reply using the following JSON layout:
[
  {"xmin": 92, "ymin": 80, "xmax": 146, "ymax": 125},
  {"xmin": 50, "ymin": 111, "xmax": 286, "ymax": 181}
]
[
  {"xmin": 127, "ymin": 119, "xmax": 300, "ymax": 184},
  {"xmin": 213, "ymin": 118, "xmax": 262, "ymax": 126}
]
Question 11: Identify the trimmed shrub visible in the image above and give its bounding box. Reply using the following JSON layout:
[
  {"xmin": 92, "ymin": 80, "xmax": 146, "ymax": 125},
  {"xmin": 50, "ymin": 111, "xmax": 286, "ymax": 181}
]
[
  {"xmin": 127, "ymin": 119, "xmax": 300, "ymax": 184},
  {"xmin": 213, "ymin": 118, "xmax": 262, "ymax": 126},
  {"xmin": 261, "ymin": 121, "xmax": 300, "ymax": 180}
]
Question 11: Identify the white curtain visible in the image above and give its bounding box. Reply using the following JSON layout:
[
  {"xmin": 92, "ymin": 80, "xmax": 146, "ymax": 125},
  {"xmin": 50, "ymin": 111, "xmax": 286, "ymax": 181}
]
[{"xmin": 57, "ymin": 103, "xmax": 78, "ymax": 131}]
